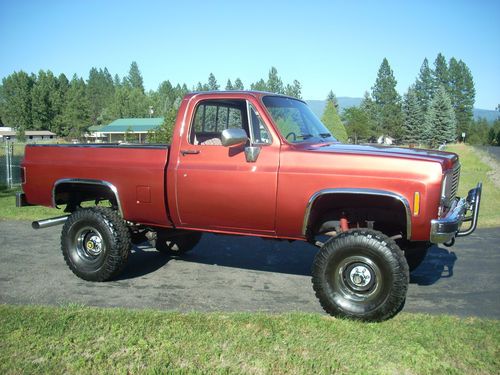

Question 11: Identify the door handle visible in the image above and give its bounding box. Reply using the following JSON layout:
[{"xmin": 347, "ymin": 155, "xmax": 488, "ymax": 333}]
[{"xmin": 180, "ymin": 149, "xmax": 200, "ymax": 156}]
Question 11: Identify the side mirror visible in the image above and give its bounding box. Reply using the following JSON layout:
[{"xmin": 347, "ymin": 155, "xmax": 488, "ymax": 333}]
[{"xmin": 221, "ymin": 128, "xmax": 248, "ymax": 147}]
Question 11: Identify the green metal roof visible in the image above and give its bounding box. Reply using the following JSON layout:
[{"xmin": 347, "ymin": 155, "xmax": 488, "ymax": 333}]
[{"xmin": 92, "ymin": 117, "xmax": 165, "ymax": 133}]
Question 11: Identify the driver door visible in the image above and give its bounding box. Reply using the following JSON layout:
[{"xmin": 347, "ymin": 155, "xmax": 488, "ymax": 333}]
[{"xmin": 174, "ymin": 97, "xmax": 279, "ymax": 233}]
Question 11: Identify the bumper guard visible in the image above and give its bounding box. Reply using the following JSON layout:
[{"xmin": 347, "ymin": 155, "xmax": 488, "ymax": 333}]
[{"xmin": 430, "ymin": 182, "xmax": 482, "ymax": 244}]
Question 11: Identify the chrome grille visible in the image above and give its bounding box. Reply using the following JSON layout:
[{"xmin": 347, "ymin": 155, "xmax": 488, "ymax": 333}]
[{"xmin": 450, "ymin": 163, "xmax": 460, "ymax": 202}]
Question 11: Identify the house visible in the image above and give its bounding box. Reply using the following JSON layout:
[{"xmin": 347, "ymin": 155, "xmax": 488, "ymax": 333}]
[
  {"xmin": 86, "ymin": 118, "xmax": 164, "ymax": 143},
  {"xmin": 377, "ymin": 135, "xmax": 394, "ymax": 145},
  {"xmin": 0, "ymin": 127, "xmax": 57, "ymax": 142}
]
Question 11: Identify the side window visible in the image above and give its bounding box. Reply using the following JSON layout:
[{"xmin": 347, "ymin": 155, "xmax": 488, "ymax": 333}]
[
  {"xmin": 248, "ymin": 104, "xmax": 272, "ymax": 145},
  {"xmin": 190, "ymin": 100, "xmax": 247, "ymax": 145}
]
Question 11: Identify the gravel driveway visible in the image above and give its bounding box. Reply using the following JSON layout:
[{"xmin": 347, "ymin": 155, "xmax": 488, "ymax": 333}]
[{"xmin": 1, "ymin": 220, "xmax": 499, "ymax": 318}]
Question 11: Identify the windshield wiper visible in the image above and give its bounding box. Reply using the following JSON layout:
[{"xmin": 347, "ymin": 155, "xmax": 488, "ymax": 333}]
[
  {"xmin": 299, "ymin": 134, "xmax": 313, "ymax": 139},
  {"xmin": 320, "ymin": 133, "xmax": 332, "ymax": 138}
]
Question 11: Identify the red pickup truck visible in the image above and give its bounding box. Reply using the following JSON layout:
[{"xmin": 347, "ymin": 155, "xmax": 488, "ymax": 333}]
[{"xmin": 17, "ymin": 91, "xmax": 481, "ymax": 321}]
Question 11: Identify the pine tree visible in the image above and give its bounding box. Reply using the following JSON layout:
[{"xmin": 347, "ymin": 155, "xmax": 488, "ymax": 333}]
[
  {"xmin": 225, "ymin": 79, "xmax": 234, "ymax": 90},
  {"xmin": 371, "ymin": 58, "xmax": 403, "ymax": 140},
  {"xmin": 433, "ymin": 53, "xmax": 449, "ymax": 92},
  {"xmin": 267, "ymin": 67, "xmax": 284, "ymax": 94},
  {"xmin": 321, "ymin": 100, "xmax": 347, "ymax": 142},
  {"xmin": 285, "ymin": 80, "xmax": 302, "ymax": 99},
  {"xmin": 31, "ymin": 70, "xmax": 58, "ymax": 131},
  {"xmin": 343, "ymin": 106, "xmax": 370, "ymax": 144},
  {"xmin": 414, "ymin": 58, "xmax": 434, "ymax": 115},
  {"xmin": 208, "ymin": 73, "xmax": 219, "ymax": 90},
  {"xmin": 448, "ymin": 58, "xmax": 475, "ymax": 138},
  {"xmin": 126, "ymin": 61, "xmax": 144, "ymax": 93},
  {"xmin": 250, "ymin": 79, "xmax": 267, "ymax": 91},
  {"xmin": 87, "ymin": 67, "xmax": 115, "ymax": 125},
  {"xmin": 424, "ymin": 86, "xmax": 456, "ymax": 148},
  {"xmin": 61, "ymin": 74, "xmax": 91, "ymax": 138},
  {"xmin": 1, "ymin": 71, "xmax": 34, "ymax": 139},
  {"xmin": 234, "ymin": 78, "xmax": 244, "ymax": 90},
  {"xmin": 402, "ymin": 86, "xmax": 422, "ymax": 144},
  {"xmin": 326, "ymin": 90, "xmax": 339, "ymax": 110},
  {"xmin": 360, "ymin": 91, "xmax": 378, "ymax": 138}
]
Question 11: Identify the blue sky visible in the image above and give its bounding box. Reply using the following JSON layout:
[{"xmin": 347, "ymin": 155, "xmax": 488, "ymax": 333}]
[{"xmin": 1, "ymin": 0, "xmax": 499, "ymax": 109}]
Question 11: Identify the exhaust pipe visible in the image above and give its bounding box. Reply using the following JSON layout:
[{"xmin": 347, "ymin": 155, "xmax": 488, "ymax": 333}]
[{"xmin": 32, "ymin": 215, "xmax": 69, "ymax": 230}]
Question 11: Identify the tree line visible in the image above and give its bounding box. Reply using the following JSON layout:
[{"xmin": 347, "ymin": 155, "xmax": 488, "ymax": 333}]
[
  {"xmin": 0, "ymin": 63, "xmax": 302, "ymax": 141},
  {"xmin": 320, "ymin": 54, "xmax": 500, "ymax": 147},
  {"xmin": 1, "ymin": 57, "xmax": 498, "ymax": 146}
]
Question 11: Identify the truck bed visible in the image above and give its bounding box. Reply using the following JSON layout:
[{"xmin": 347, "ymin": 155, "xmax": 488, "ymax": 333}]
[{"xmin": 22, "ymin": 143, "xmax": 172, "ymax": 227}]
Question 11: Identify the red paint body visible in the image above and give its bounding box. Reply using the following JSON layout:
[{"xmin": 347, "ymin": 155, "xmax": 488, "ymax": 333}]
[{"xmin": 21, "ymin": 92, "xmax": 459, "ymax": 242}]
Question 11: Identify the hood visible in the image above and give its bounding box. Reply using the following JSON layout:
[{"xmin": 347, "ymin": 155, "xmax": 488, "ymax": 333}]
[{"xmin": 300, "ymin": 142, "xmax": 458, "ymax": 170}]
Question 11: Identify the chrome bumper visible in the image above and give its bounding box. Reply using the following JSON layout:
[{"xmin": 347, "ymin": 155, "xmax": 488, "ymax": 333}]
[{"xmin": 430, "ymin": 183, "xmax": 482, "ymax": 244}]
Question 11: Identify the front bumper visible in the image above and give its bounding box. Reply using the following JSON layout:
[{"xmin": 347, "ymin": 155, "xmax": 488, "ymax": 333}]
[{"xmin": 430, "ymin": 182, "xmax": 482, "ymax": 244}]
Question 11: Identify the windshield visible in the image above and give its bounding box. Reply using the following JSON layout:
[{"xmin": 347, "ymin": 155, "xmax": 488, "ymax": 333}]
[{"xmin": 262, "ymin": 96, "xmax": 337, "ymax": 144}]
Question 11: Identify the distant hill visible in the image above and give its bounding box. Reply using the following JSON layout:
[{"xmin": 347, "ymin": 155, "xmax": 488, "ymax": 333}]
[{"xmin": 306, "ymin": 98, "xmax": 499, "ymax": 123}]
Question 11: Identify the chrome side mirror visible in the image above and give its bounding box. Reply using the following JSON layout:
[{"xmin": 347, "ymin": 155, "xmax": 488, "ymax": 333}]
[
  {"xmin": 221, "ymin": 128, "xmax": 248, "ymax": 147},
  {"xmin": 244, "ymin": 146, "xmax": 261, "ymax": 162}
]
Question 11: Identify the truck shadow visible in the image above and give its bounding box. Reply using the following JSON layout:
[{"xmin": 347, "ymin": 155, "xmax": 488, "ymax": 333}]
[
  {"xmin": 116, "ymin": 245, "xmax": 171, "ymax": 280},
  {"xmin": 409, "ymin": 245, "xmax": 458, "ymax": 286},
  {"xmin": 117, "ymin": 234, "xmax": 458, "ymax": 284}
]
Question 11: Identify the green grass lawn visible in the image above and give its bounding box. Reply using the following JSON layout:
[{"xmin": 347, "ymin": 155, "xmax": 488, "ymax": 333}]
[
  {"xmin": 0, "ymin": 305, "xmax": 498, "ymax": 374},
  {"xmin": 0, "ymin": 188, "xmax": 60, "ymax": 221},
  {"xmin": 446, "ymin": 143, "xmax": 500, "ymax": 228}
]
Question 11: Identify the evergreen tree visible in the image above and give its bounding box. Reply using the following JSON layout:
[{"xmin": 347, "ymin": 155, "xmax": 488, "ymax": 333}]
[
  {"xmin": 147, "ymin": 106, "xmax": 177, "ymax": 144},
  {"xmin": 107, "ymin": 86, "xmax": 149, "ymax": 119},
  {"xmin": 113, "ymin": 74, "xmax": 121, "ymax": 87},
  {"xmin": 125, "ymin": 61, "xmax": 144, "ymax": 93},
  {"xmin": 267, "ymin": 67, "xmax": 284, "ymax": 94},
  {"xmin": 326, "ymin": 90, "xmax": 339, "ymax": 110},
  {"xmin": 448, "ymin": 58, "xmax": 475, "ymax": 137},
  {"xmin": 208, "ymin": 73, "xmax": 219, "ymax": 90},
  {"xmin": 402, "ymin": 86, "xmax": 422, "ymax": 144},
  {"xmin": 60, "ymin": 74, "xmax": 91, "ymax": 138},
  {"xmin": 433, "ymin": 53, "xmax": 449, "ymax": 92},
  {"xmin": 250, "ymin": 79, "xmax": 267, "ymax": 91},
  {"xmin": 423, "ymin": 86, "xmax": 456, "ymax": 148},
  {"xmin": 343, "ymin": 106, "xmax": 370, "ymax": 144},
  {"xmin": 467, "ymin": 118, "xmax": 489, "ymax": 145},
  {"xmin": 321, "ymin": 100, "xmax": 347, "ymax": 142},
  {"xmin": 31, "ymin": 70, "xmax": 58, "ymax": 131},
  {"xmin": 371, "ymin": 58, "xmax": 403, "ymax": 140},
  {"xmin": 234, "ymin": 78, "xmax": 244, "ymax": 90},
  {"xmin": 1, "ymin": 71, "xmax": 34, "ymax": 139},
  {"xmin": 225, "ymin": 79, "xmax": 234, "ymax": 90},
  {"xmin": 360, "ymin": 91, "xmax": 378, "ymax": 138},
  {"xmin": 285, "ymin": 80, "xmax": 302, "ymax": 99},
  {"xmin": 414, "ymin": 58, "xmax": 434, "ymax": 115},
  {"xmin": 87, "ymin": 67, "xmax": 115, "ymax": 125}
]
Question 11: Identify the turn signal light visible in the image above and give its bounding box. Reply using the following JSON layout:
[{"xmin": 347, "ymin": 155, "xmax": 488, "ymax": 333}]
[{"xmin": 413, "ymin": 192, "xmax": 420, "ymax": 216}]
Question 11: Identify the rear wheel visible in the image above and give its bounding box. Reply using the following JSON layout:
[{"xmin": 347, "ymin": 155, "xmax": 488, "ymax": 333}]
[
  {"xmin": 61, "ymin": 207, "xmax": 131, "ymax": 281},
  {"xmin": 312, "ymin": 229, "xmax": 409, "ymax": 321},
  {"xmin": 155, "ymin": 230, "xmax": 202, "ymax": 255}
]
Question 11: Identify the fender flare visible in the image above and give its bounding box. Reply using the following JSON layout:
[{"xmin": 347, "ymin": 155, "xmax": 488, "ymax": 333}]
[
  {"xmin": 52, "ymin": 178, "xmax": 123, "ymax": 216},
  {"xmin": 302, "ymin": 188, "xmax": 412, "ymax": 239}
]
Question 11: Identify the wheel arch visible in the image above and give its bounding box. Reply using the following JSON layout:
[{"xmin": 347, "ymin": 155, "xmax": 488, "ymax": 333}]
[
  {"xmin": 53, "ymin": 178, "xmax": 123, "ymax": 216},
  {"xmin": 302, "ymin": 188, "xmax": 412, "ymax": 240}
]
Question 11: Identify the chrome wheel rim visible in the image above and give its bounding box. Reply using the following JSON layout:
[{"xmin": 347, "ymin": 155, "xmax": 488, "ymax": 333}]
[
  {"xmin": 75, "ymin": 226, "xmax": 105, "ymax": 260},
  {"xmin": 332, "ymin": 255, "xmax": 382, "ymax": 302}
]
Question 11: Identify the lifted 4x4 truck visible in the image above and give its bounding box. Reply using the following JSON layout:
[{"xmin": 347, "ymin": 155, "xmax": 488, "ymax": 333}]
[{"xmin": 17, "ymin": 91, "xmax": 482, "ymax": 321}]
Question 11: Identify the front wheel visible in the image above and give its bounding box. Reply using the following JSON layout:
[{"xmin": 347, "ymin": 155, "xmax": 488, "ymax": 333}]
[
  {"xmin": 61, "ymin": 207, "xmax": 131, "ymax": 281},
  {"xmin": 312, "ymin": 229, "xmax": 409, "ymax": 321}
]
